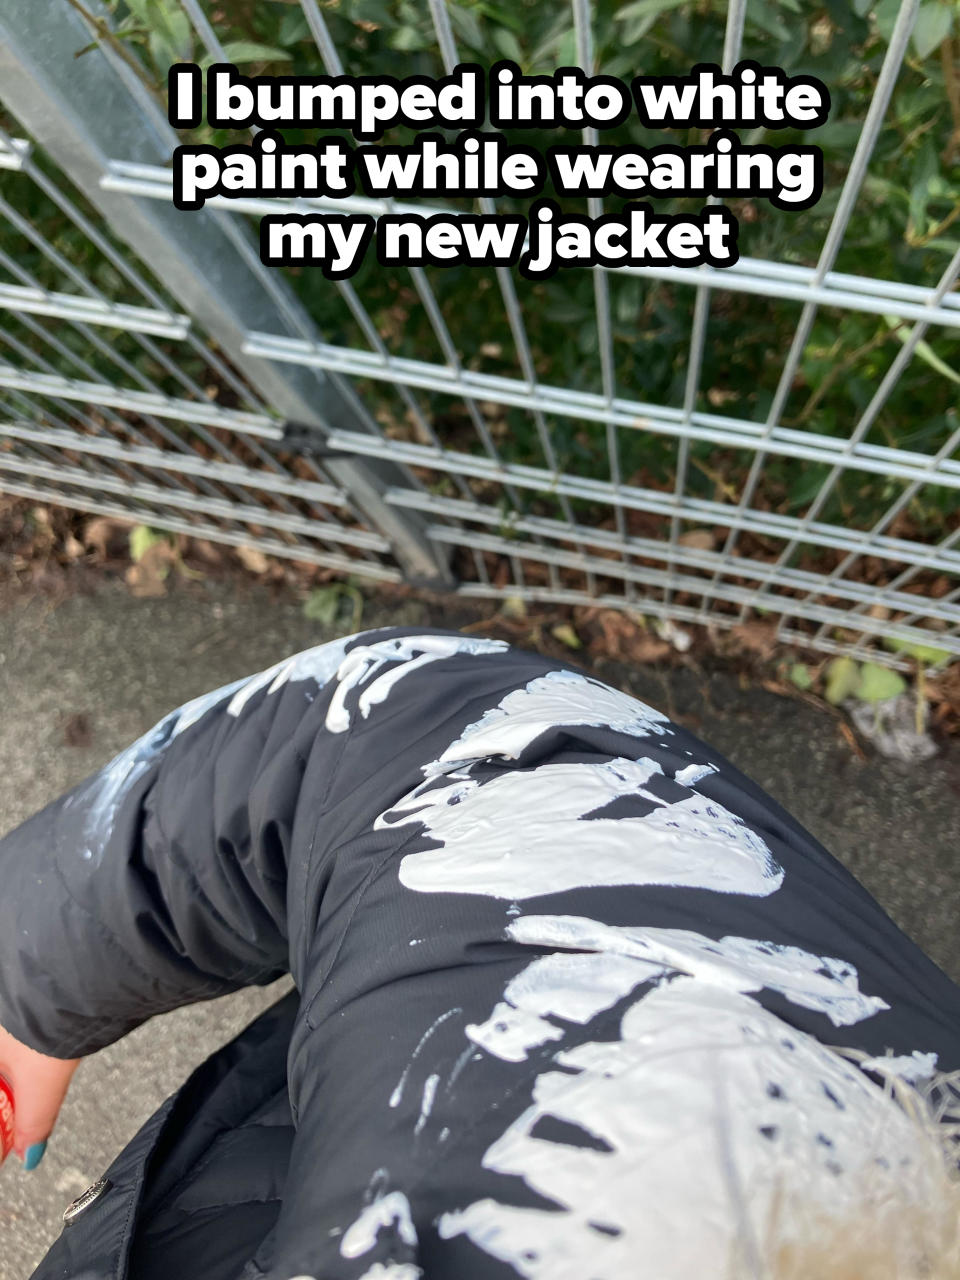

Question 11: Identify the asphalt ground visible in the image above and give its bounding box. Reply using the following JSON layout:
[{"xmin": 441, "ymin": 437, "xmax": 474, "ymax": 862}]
[{"xmin": 1, "ymin": 578, "xmax": 958, "ymax": 1277}]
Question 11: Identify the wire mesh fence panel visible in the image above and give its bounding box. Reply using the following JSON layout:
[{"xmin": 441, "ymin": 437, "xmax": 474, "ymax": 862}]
[{"xmin": 0, "ymin": 0, "xmax": 957, "ymax": 665}]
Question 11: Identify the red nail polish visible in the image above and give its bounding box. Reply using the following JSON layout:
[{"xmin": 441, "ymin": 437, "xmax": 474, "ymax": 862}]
[{"xmin": 0, "ymin": 1075, "xmax": 14, "ymax": 1162}]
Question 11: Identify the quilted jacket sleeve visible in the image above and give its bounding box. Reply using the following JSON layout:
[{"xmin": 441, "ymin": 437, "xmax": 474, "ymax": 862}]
[{"xmin": 0, "ymin": 635, "xmax": 359, "ymax": 1059}]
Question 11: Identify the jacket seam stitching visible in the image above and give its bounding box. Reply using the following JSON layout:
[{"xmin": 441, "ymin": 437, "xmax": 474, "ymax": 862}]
[{"xmin": 301, "ymin": 825, "xmax": 424, "ymax": 1031}]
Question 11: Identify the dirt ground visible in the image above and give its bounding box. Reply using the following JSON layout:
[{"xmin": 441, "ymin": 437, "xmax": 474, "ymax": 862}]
[{"xmin": 1, "ymin": 576, "xmax": 959, "ymax": 1277}]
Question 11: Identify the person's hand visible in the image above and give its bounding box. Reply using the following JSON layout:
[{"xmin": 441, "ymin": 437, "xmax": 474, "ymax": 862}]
[{"xmin": 0, "ymin": 1023, "xmax": 80, "ymax": 1170}]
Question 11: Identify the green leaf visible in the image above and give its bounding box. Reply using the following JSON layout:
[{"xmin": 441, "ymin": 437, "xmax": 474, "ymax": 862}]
[
  {"xmin": 123, "ymin": 0, "xmax": 153, "ymax": 22},
  {"xmin": 824, "ymin": 656, "xmax": 860, "ymax": 704},
  {"xmin": 788, "ymin": 663, "xmax": 813, "ymax": 690},
  {"xmin": 162, "ymin": 6, "xmax": 193, "ymax": 60},
  {"xmin": 856, "ymin": 662, "xmax": 907, "ymax": 702},
  {"xmin": 883, "ymin": 315, "xmax": 960, "ymax": 385},
  {"xmin": 912, "ymin": 1, "xmax": 953, "ymax": 58},
  {"xmin": 303, "ymin": 582, "xmax": 363, "ymax": 629},
  {"xmin": 472, "ymin": 2, "xmax": 524, "ymax": 34},
  {"xmin": 278, "ymin": 9, "xmax": 310, "ymax": 45},
  {"xmin": 742, "ymin": 4, "xmax": 790, "ymax": 40},
  {"xmin": 530, "ymin": 17, "xmax": 573, "ymax": 68},
  {"xmin": 883, "ymin": 635, "xmax": 952, "ymax": 666},
  {"xmin": 491, "ymin": 25, "xmax": 523, "ymax": 62},
  {"xmin": 551, "ymin": 623, "xmax": 582, "ymax": 650},
  {"xmin": 303, "ymin": 585, "xmax": 343, "ymax": 625},
  {"xmin": 129, "ymin": 525, "xmax": 169, "ymax": 562},
  {"xmin": 615, "ymin": 0, "xmax": 689, "ymax": 20},
  {"xmin": 814, "ymin": 121, "xmax": 867, "ymax": 151},
  {"xmin": 388, "ymin": 24, "xmax": 431, "ymax": 51},
  {"xmin": 447, "ymin": 2, "xmax": 485, "ymax": 52},
  {"xmin": 873, "ymin": 0, "xmax": 903, "ymax": 42},
  {"xmin": 906, "ymin": 138, "xmax": 940, "ymax": 236},
  {"xmin": 214, "ymin": 41, "xmax": 292, "ymax": 65}
]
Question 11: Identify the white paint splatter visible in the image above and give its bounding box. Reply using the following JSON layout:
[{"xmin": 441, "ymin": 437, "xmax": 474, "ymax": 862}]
[
  {"xmin": 77, "ymin": 637, "xmax": 361, "ymax": 865},
  {"xmin": 356, "ymin": 1265, "xmax": 423, "ymax": 1280},
  {"xmin": 463, "ymin": 913, "xmax": 887, "ymax": 1066},
  {"xmin": 467, "ymin": 1001, "xmax": 567, "ymax": 1064},
  {"xmin": 77, "ymin": 632, "xmax": 506, "ymax": 866},
  {"xmin": 76, "ymin": 675, "xmax": 251, "ymax": 864},
  {"xmin": 505, "ymin": 914, "xmax": 890, "ymax": 1030},
  {"xmin": 340, "ymin": 1191, "xmax": 417, "ymax": 1260},
  {"xmin": 447, "ymin": 1045, "xmax": 475, "ymax": 1093},
  {"xmin": 388, "ymin": 1008, "xmax": 461, "ymax": 1109},
  {"xmin": 440, "ymin": 981, "xmax": 937, "ymax": 1280},
  {"xmin": 385, "ymin": 757, "xmax": 783, "ymax": 901},
  {"xmin": 423, "ymin": 669, "xmax": 671, "ymax": 778},
  {"xmin": 324, "ymin": 634, "xmax": 508, "ymax": 734},
  {"xmin": 226, "ymin": 636, "xmax": 354, "ymax": 717},
  {"xmin": 415, "ymin": 1073, "xmax": 440, "ymax": 1136},
  {"xmin": 466, "ymin": 951, "xmax": 664, "ymax": 1063},
  {"xmin": 861, "ymin": 1049, "xmax": 939, "ymax": 1082},
  {"xmin": 674, "ymin": 761, "xmax": 717, "ymax": 787},
  {"xmin": 224, "ymin": 632, "xmax": 506, "ymax": 730}
]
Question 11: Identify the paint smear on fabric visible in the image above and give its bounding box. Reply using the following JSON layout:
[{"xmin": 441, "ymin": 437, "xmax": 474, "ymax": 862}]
[
  {"xmin": 415, "ymin": 1074, "xmax": 440, "ymax": 1136},
  {"xmin": 861, "ymin": 1049, "xmax": 939, "ymax": 1082},
  {"xmin": 389, "ymin": 1008, "xmax": 461, "ymax": 1108},
  {"xmin": 505, "ymin": 914, "xmax": 890, "ymax": 1030},
  {"xmin": 340, "ymin": 1191, "xmax": 418, "ymax": 1259},
  {"xmin": 356, "ymin": 1265, "xmax": 423, "ymax": 1280},
  {"xmin": 465, "ymin": 912, "xmax": 887, "ymax": 1065},
  {"xmin": 424, "ymin": 669, "xmax": 671, "ymax": 777},
  {"xmin": 439, "ymin": 981, "xmax": 937, "ymax": 1280},
  {"xmin": 77, "ymin": 632, "xmax": 505, "ymax": 865},
  {"xmin": 385, "ymin": 757, "xmax": 783, "ymax": 900},
  {"xmin": 325, "ymin": 635, "xmax": 508, "ymax": 733},
  {"xmin": 227, "ymin": 635, "xmax": 354, "ymax": 717},
  {"xmin": 76, "ymin": 675, "xmax": 251, "ymax": 864},
  {"xmin": 466, "ymin": 950, "xmax": 664, "ymax": 1063},
  {"xmin": 78, "ymin": 635, "xmax": 360, "ymax": 864}
]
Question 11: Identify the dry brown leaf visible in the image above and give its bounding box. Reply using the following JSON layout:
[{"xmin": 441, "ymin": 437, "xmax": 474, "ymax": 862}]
[
  {"xmin": 678, "ymin": 528, "xmax": 716, "ymax": 550},
  {"xmin": 235, "ymin": 544, "xmax": 270, "ymax": 575},
  {"xmin": 630, "ymin": 633, "xmax": 672, "ymax": 662},
  {"xmin": 928, "ymin": 664, "xmax": 960, "ymax": 712},
  {"xmin": 125, "ymin": 562, "xmax": 166, "ymax": 598},
  {"xmin": 125, "ymin": 541, "xmax": 176, "ymax": 598},
  {"xmin": 730, "ymin": 620, "xmax": 779, "ymax": 660},
  {"xmin": 589, "ymin": 609, "xmax": 671, "ymax": 663},
  {"xmin": 837, "ymin": 720, "xmax": 867, "ymax": 762},
  {"xmin": 492, "ymin": 557, "xmax": 511, "ymax": 589},
  {"xmin": 190, "ymin": 539, "xmax": 225, "ymax": 566},
  {"xmin": 84, "ymin": 516, "xmax": 131, "ymax": 559},
  {"xmin": 594, "ymin": 608, "xmax": 633, "ymax": 659}
]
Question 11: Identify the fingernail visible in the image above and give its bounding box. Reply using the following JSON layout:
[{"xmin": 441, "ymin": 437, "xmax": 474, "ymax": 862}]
[{"xmin": 23, "ymin": 1141, "xmax": 47, "ymax": 1172}]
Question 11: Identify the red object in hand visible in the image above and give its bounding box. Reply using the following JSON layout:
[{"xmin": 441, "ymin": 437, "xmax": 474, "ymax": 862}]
[{"xmin": 0, "ymin": 1075, "xmax": 14, "ymax": 1161}]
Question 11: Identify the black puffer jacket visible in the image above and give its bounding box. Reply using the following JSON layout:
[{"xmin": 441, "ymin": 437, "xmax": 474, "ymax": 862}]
[{"xmin": 2, "ymin": 628, "xmax": 960, "ymax": 1280}]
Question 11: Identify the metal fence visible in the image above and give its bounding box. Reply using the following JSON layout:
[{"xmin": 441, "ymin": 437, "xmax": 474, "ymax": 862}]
[{"xmin": 0, "ymin": 0, "xmax": 957, "ymax": 666}]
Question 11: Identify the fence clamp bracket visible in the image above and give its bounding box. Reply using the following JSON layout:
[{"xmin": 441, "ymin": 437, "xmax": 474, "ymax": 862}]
[{"xmin": 280, "ymin": 419, "xmax": 354, "ymax": 459}]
